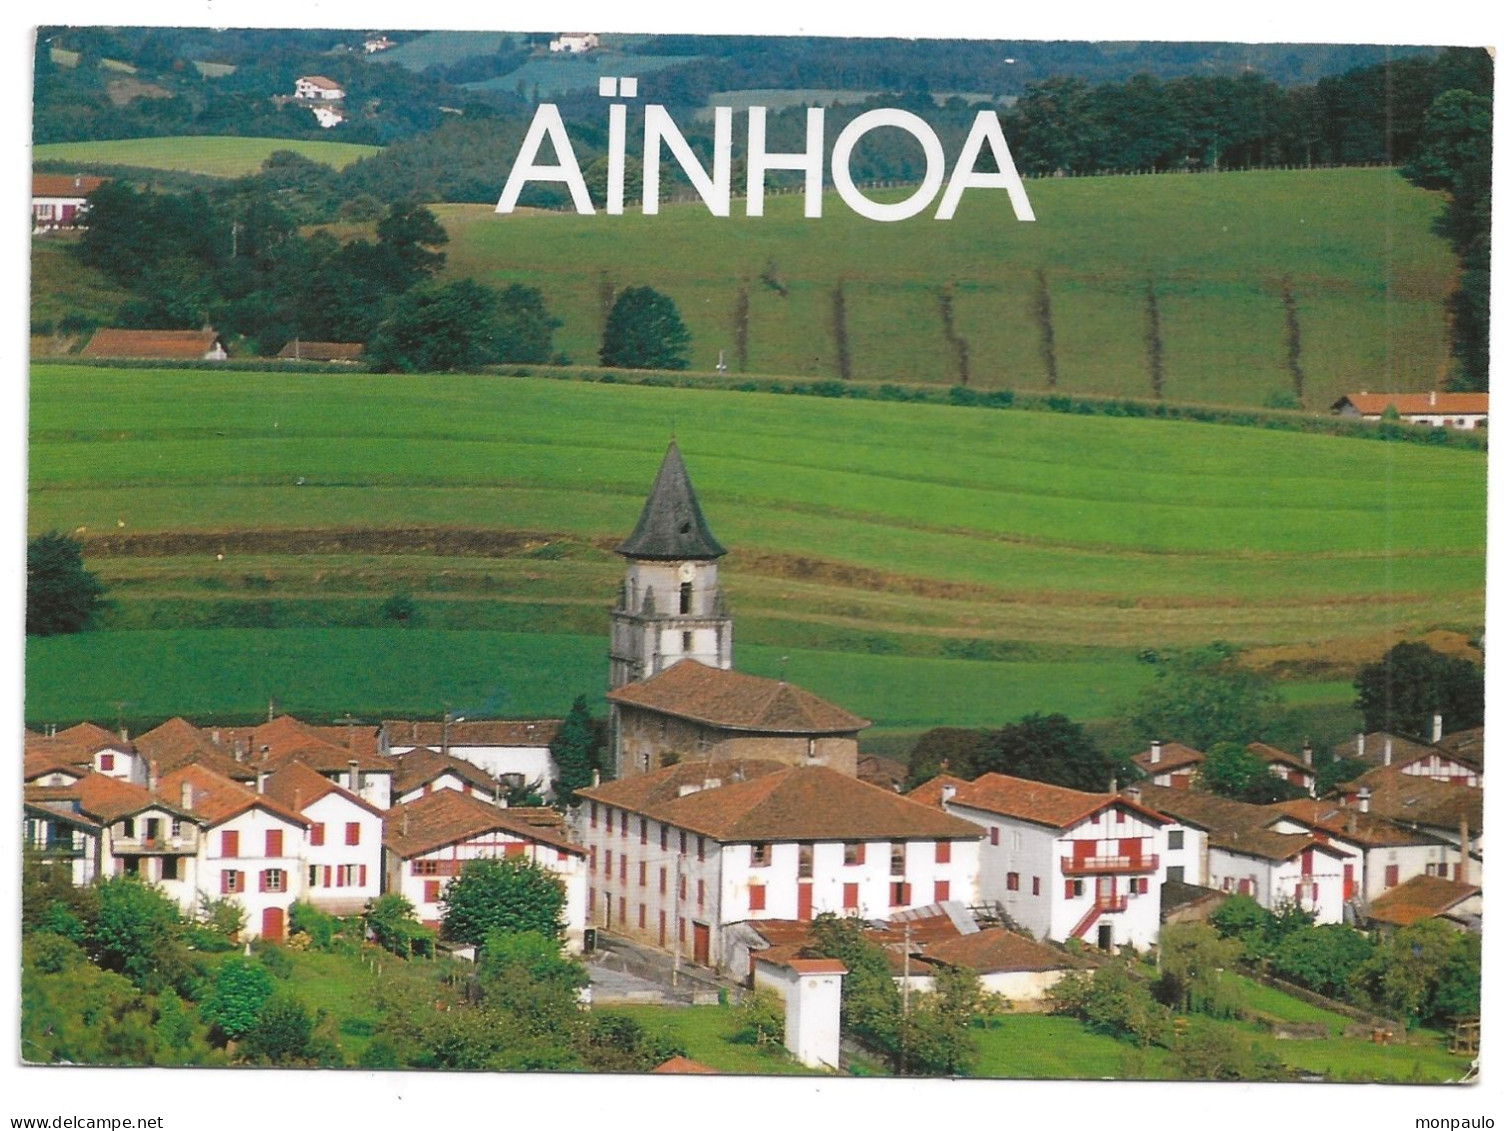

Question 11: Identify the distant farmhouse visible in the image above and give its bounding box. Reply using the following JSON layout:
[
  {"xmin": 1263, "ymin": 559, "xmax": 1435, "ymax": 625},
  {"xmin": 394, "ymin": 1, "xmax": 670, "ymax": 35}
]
[
  {"xmin": 550, "ymin": 32, "xmax": 600, "ymax": 54},
  {"xmin": 363, "ymin": 35, "xmax": 396, "ymax": 54},
  {"xmin": 80, "ymin": 327, "xmax": 228, "ymax": 361},
  {"xmin": 276, "ymin": 340, "xmax": 364, "ymax": 363},
  {"xmin": 32, "ymin": 172, "xmax": 104, "ymax": 232},
  {"xmin": 1332, "ymin": 391, "xmax": 1488, "ymax": 430},
  {"xmin": 292, "ymin": 75, "xmax": 346, "ymax": 128}
]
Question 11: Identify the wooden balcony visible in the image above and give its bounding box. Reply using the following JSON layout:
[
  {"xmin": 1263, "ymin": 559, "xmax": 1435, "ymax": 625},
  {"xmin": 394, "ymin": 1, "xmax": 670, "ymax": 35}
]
[
  {"xmin": 113, "ymin": 832, "xmax": 198, "ymax": 856},
  {"xmin": 1060, "ymin": 854, "xmax": 1158, "ymax": 876}
]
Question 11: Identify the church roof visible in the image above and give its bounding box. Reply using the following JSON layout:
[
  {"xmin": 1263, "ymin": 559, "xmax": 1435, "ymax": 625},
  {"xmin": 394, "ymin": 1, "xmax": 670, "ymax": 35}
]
[
  {"xmin": 607, "ymin": 660, "xmax": 869, "ymax": 734},
  {"xmin": 615, "ymin": 442, "xmax": 727, "ymax": 560}
]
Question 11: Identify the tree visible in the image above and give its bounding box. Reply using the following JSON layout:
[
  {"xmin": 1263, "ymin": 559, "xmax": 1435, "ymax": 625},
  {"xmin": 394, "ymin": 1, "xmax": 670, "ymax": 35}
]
[
  {"xmin": 1199, "ymin": 741, "xmax": 1301, "ymax": 803},
  {"xmin": 1170, "ymin": 1020, "xmax": 1288, "ymax": 1081},
  {"xmin": 806, "ymin": 912, "xmax": 901, "ymax": 1049},
  {"xmin": 579, "ymin": 1010, "xmax": 685, "ymax": 1072},
  {"xmin": 373, "ymin": 200, "xmax": 449, "ymax": 290},
  {"xmin": 238, "ymin": 992, "xmax": 317, "ymax": 1064},
  {"xmin": 550, "ymin": 695, "xmax": 599, "ymax": 807},
  {"xmin": 27, "ymin": 531, "xmax": 107, "ymax": 636},
  {"xmin": 494, "ymin": 284, "xmax": 561, "ymax": 363},
  {"xmin": 1129, "ymin": 644, "xmax": 1282, "ymax": 750},
  {"xmin": 903, "ymin": 965, "xmax": 985, "ymax": 1076},
  {"xmin": 1359, "ymin": 920, "xmax": 1479, "ymax": 1026},
  {"xmin": 599, "ymin": 285, "xmax": 691, "ymax": 370},
  {"xmin": 200, "ymin": 957, "xmax": 275, "ymax": 1041},
  {"xmin": 87, "ymin": 876, "xmax": 187, "ymax": 992},
  {"xmin": 1354, "ymin": 642, "xmax": 1484, "ymax": 737},
  {"xmin": 365, "ymin": 892, "xmax": 434, "ymax": 958},
  {"xmin": 440, "ymin": 856, "xmax": 567, "ymax": 945},
  {"xmin": 904, "ymin": 726, "xmax": 987, "ymax": 789},
  {"xmin": 734, "ymin": 988, "xmax": 787, "ymax": 1048},
  {"xmin": 1048, "ymin": 959, "xmax": 1170, "ymax": 1047},
  {"xmin": 1208, "ymin": 895, "xmax": 1312, "ymax": 963},
  {"xmin": 973, "ymin": 713, "xmax": 1119, "ymax": 791},
  {"xmin": 366, "ymin": 279, "xmax": 506, "ymax": 373},
  {"xmin": 1155, "ymin": 923, "xmax": 1243, "ymax": 1016},
  {"xmin": 477, "ymin": 928, "xmax": 590, "ymax": 1050},
  {"xmin": 1270, "ymin": 924, "xmax": 1373, "ymax": 1000}
]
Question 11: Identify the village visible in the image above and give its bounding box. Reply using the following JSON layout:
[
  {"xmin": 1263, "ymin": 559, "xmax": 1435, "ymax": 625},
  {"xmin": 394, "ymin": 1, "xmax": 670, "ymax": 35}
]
[{"xmin": 22, "ymin": 442, "xmax": 1485, "ymax": 1073}]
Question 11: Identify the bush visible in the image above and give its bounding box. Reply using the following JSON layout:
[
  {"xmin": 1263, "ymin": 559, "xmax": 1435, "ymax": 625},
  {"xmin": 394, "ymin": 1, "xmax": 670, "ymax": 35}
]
[{"xmin": 734, "ymin": 989, "xmax": 786, "ymax": 1047}]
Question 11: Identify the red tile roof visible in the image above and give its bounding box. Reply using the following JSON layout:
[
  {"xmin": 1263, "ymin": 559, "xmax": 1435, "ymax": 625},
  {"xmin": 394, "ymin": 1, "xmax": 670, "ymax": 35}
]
[
  {"xmin": 79, "ymin": 328, "xmax": 225, "ymax": 360},
  {"xmin": 919, "ymin": 928, "xmax": 1088, "ymax": 974},
  {"xmin": 1334, "ymin": 392, "xmax": 1488, "ymax": 417},
  {"xmin": 1134, "ymin": 783, "xmax": 1347, "ymax": 862},
  {"xmin": 382, "ymin": 719, "xmax": 561, "ymax": 749},
  {"xmin": 1247, "ymin": 742, "xmax": 1311, "ymax": 772},
  {"xmin": 261, "ymin": 760, "xmax": 385, "ymax": 818},
  {"xmin": 607, "ymin": 661, "xmax": 869, "ymax": 734},
  {"xmin": 383, "ymin": 789, "xmax": 582, "ymax": 859},
  {"xmin": 134, "ymin": 718, "xmax": 257, "ymax": 782},
  {"xmin": 157, "ymin": 763, "xmax": 307, "ymax": 828},
  {"xmin": 27, "ymin": 771, "xmax": 190, "ymax": 825},
  {"xmin": 1270, "ymin": 799, "xmax": 1436, "ymax": 848},
  {"xmin": 275, "ymin": 340, "xmax": 364, "ymax": 361},
  {"xmin": 1340, "ymin": 766, "xmax": 1482, "ymax": 833},
  {"xmin": 948, "ymin": 773, "xmax": 1170, "ymax": 831},
  {"xmin": 54, "ymin": 722, "xmax": 132, "ymax": 753},
  {"xmin": 23, "ymin": 749, "xmax": 89, "ymax": 782},
  {"xmin": 652, "ymin": 1055, "xmax": 718, "ymax": 1075},
  {"xmin": 1367, "ymin": 875, "xmax": 1481, "ymax": 927},
  {"xmin": 904, "ymin": 773, "xmax": 972, "ymax": 809},
  {"xmin": 33, "ymin": 173, "xmax": 105, "ymax": 198},
  {"xmin": 390, "ymin": 747, "xmax": 499, "ymax": 795},
  {"xmin": 1130, "ymin": 742, "xmax": 1205, "ymax": 775},
  {"xmin": 580, "ymin": 762, "xmax": 980, "ymax": 842}
]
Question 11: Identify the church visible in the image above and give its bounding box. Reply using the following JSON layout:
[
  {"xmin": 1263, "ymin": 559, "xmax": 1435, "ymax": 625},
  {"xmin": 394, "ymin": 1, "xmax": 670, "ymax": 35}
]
[{"xmin": 605, "ymin": 442, "xmax": 868, "ymax": 778}]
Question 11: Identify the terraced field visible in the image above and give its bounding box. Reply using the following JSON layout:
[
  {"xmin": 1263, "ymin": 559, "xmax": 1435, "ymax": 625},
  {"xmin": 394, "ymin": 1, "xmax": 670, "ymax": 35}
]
[{"xmin": 33, "ymin": 136, "xmax": 382, "ymax": 176}]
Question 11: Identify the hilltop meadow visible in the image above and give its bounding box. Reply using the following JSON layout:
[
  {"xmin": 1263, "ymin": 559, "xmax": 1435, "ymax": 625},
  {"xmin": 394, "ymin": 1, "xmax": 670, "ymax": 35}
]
[{"xmin": 26, "ymin": 366, "xmax": 1483, "ymax": 742}]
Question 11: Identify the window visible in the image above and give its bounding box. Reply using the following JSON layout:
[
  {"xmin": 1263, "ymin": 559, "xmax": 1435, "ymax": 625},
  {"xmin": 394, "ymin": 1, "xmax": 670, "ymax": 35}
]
[
  {"xmin": 1167, "ymin": 865, "xmax": 1185, "ymax": 883},
  {"xmin": 1065, "ymin": 880, "xmax": 1083, "ymax": 900},
  {"xmin": 310, "ymin": 823, "xmax": 326, "ymax": 847},
  {"xmin": 606, "ymin": 810, "xmax": 613, "ymax": 834},
  {"xmin": 170, "ymin": 818, "xmax": 182, "ymax": 837},
  {"xmin": 890, "ymin": 881, "xmax": 909, "ymax": 907},
  {"xmin": 681, "ymin": 631, "xmax": 694, "ymax": 653},
  {"xmin": 934, "ymin": 880, "xmax": 950, "ymax": 902},
  {"xmin": 1129, "ymin": 877, "xmax": 1148, "ymax": 895},
  {"xmin": 679, "ymin": 582, "xmax": 692, "ymax": 614},
  {"xmin": 679, "ymin": 875, "xmax": 687, "ymax": 901},
  {"xmin": 160, "ymin": 857, "xmax": 180, "ymax": 882},
  {"xmin": 424, "ymin": 880, "xmax": 441, "ymax": 903},
  {"xmin": 638, "ymin": 904, "xmax": 647, "ymax": 929},
  {"xmin": 989, "ymin": 827, "xmax": 999, "ymax": 846},
  {"xmin": 1006, "ymin": 872, "xmax": 1019, "ymax": 891},
  {"xmin": 99, "ymin": 752, "xmax": 115, "ymax": 772},
  {"xmin": 308, "ymin": 865, "xmax": 319, "ymax": 887},
  {"xmin": 1012, "ymin": 830, "xmax": 1022, "ymax": 851},
  {"xmin": 798, "ymin": 844, "xmax": 814, "ymax": 878},
  {"xmin": 1032, "ymin": 876, "xmax": 1041, "ymax": 896},
  {"xmin": 618, "ymin": 897, "xmax": 626, "ymax": 924},
  {"xmin": 890, "ymin": 842, "xmax": 906, "ymax": 876},
  {"xmin": 221, "ymin": 870, "xmax": 245, "ymax": 894},
  {"xmin": 659, "ymin": 867, "xmax": 667, "ymax": 895},
  {"xmin": 638, "ymin": 861, "xmax": 647, "ymax": 887},
  {"xmin": 697, "ymin": 836, "xmax": 705, "ymax": 862},
  {"xmin": 1116, "ymin": 809, "xmax": 1126, "ymax": 824},
  {"xmin": 697, "ymin": 880, "xmax": 705, "ymax": 907},
  {"xmin": 1384, "ymin": 864, "xmax": 1399, "ymax": 888},
  {"xmin": 260, "ymin": 868, "xmax": 286, "ymax": 892},
  {"xmin": 1167, "ymin": 829, "xmax": 1184, "ymax": 851},
  {"xmin": 221, "ymin": 830, "xmax": 239, "ymax": 858},
  {"xmin": 640, "ymin": 817, "xmax": 648, "ymax": 845},
  {"xmin": 844, "ymin": 842, "xmax": 865, "ymax": 866},
  {"xmin": 679, "ymin": 831, "xmax": 688, "ymax": 855},
  {"xmin": 590, "ymin": 802, "xmax": 598, "ymax": 828},
  {"xmin": 751, "ymin": 842, "xmax": 771, "ymax": 867},
  {"xmin": 266, "ymin": 829, "xmax": 284, "ymax": 857},
  {"xmin": 935, "ymin": 840, "xmax": 951, "ymax": 864},
  {"xmin": 843, "ymin": 883, "xmax": 860, "ymax": 910},
  {"xmin": 660, "ymin": 826, "xmax": 669, "ymax": 851},
  {"xmin": 346, "ymin": 823, "xmax": 361, "ymax": 846},
  {"xmin": 122, "ymin": 818, "xmax": 135, "ymax": 839},
  {"xmin": 605, "ymin": 849, "xmax": 613, "ymax": 876},
  {"xmin": 749, "ymin": 884, "xmax": 767, "ymax": 911},
  {"xmin": 589, "ymin": 847, "xmax": 597, "ymax": 872},
  {"xmin": 619, "ymin": 854, "xmax": 628, "ymax": 882}
]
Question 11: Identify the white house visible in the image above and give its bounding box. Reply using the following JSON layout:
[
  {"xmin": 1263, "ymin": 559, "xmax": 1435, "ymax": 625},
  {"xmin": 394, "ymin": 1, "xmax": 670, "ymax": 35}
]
[
  {"xmin": 45, "ymin": 722, "xmax": 145, "ymax": 784},
  {"xmin": 904, "ymin": 926, "xmax": 1095, "ymax": 1006},
  {"xmin": 1247, "ymin": 742, "xmax": 1317, "ymax": 795},
  {"xmin": 1331, "ymin": 391, "xmax": 1488, "ymax": 430},
  {"xmin": 1336, "ymin": 766, "xmax": 1482, "ymax": 860},
  {"xmin": 23, "ymin": 798, "xmax": 103, "ymax": 886},
  {"xmin": 388, "ymin": 746, "xmax": 504, "ymax": 807},
  {"xmin": 383, "ymin": 789, "xmax": 588, "ymax": 952},
  {"xmin": 294, "ymin": 75, "xmax": 345, "ymax": 100},
  {"xmin": 575, "ymin": 760, "xmax": 982, "ymax": 971},
  {"xmin": 216, "ymin": 716, "xmax": 392, "ymax": 810},
  {"xmin": 382, "ymin": 718, "xmax": 560, "ymax": 799},
  {"xmin": 752, "ymin": 957, "xmax": 845, "ymax": 1070},
  {"xmin": 1366, "ymin": 874, "xmax": 1482, "ymax": 933},
  {"xmin": 549, "ymin": 33, "xmax": 600, "ymax": 53},
  {"xmin": 1130, "ymin": 741, "xmax": 1204, "ymax": 788},
  {"xmin": 32, "ymin": 173, "xmax": 104, "ymax": 231},
  {"xmin": 262, "ymin": 761, "xmax": 384, "ymax": 915},
  {"xmin": 310, "ymin": 105, "xmax": 344, "ymax": 129},
  {"xmin": 160, "ymin": 764, "xmax": 309, "ymax": 940},
  {"xmin": 934, "ymin": 774, "xmax": 1172, "ymax": 952}
]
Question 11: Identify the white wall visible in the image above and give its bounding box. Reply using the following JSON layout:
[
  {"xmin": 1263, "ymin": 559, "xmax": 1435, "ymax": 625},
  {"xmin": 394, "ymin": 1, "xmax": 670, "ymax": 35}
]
[
  {"xmin": 201, "ymin": 807, "xmax": 306, "ymax": 939},
  {"xmin": 756, "ymin": 963, "xmax": 843, "ymax": 1070},
  {"xmin": 302, "ymin": 793, "xmax": 383, "ymax": 910}
]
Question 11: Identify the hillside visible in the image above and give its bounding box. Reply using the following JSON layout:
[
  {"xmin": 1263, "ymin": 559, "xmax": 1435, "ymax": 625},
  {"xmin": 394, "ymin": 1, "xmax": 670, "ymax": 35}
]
[
  {"xmin": 26, "ymin": 366, "xmax": 1483, "ymax": 732},
  {"xmin": 33, "ymin": 136, "xmax": 382, "ymax": 177},
  {"xmin": 436, "ymin": 167, "xmax": 1454, "ymax": 408}
]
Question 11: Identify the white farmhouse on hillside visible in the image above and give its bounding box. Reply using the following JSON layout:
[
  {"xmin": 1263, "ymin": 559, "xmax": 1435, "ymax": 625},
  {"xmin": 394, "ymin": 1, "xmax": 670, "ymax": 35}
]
[
  {"xmin": 295, "ymin": 75, "xmax": 345, "ymax": 100},
  {"xmin": 549, "ymin": 33, "xmax": 600, "ymax": 53}
]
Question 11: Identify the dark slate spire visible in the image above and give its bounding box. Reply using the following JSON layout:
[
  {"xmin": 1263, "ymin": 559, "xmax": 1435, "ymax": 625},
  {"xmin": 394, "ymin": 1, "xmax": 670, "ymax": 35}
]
[{"xmin": 616, "ymin": 442, "xmax": 727, "ymax": 560}]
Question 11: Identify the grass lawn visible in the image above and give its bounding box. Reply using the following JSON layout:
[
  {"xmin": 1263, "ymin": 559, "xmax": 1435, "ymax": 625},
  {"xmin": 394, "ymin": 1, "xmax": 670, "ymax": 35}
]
[
  {"xmin": 601, "ymin": 1004, "xmax": 825, "ymax": 1074},
  {"xmin": 1226, "ymin": 973, "xmax": 1355, "ymax": 1029},
  {"xmin": 33, "ymin": 136, "xmax": 382, "ymax": 177},
  {"xmin": 972, "ymin": 1015, "xmax": 1174, "ymax": 1079}
]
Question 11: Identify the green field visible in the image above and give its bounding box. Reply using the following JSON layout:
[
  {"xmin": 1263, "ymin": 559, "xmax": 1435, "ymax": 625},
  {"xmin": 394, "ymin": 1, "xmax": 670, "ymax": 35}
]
[
  {"xmin": 33, "ymin": 136, "xmax": 382, "ymax": 177},
  {"xmin": 466, "ymin": 54, "xmax": 702, "ymax": 97},
  {"xmin": 441, "ymin": 166, "xmax": 1453, "ymax": 407},
  {"xmin": 25, "ymin": 365, "xmax": 1478, "ymax": 730}
]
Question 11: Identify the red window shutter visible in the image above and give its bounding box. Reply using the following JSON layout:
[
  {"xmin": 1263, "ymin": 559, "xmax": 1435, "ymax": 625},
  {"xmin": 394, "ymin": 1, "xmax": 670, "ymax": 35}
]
[
  {"xmin": 1385, "ymin": 865, "xmax": 1399, "ymax": 888},
  {"xmin": 843, "ymin": 883, "xmax": 859, "ymax": 910},
  {"xmin": 853, "ymin": 843, "xmax": 866, "ymax": 865},
  {"xmin": 1006, "ymin": 872, "xmax": 1019, "ymax": 891},
  {"xmin": 590, "ymin": 802, "xmax": 598, "ymax": 828},
  {"xmin": 935, "ymin": 840, "xmax": 951, "ymax": 864},
  {"xmin": 324, "ymin": 865, "xmax": 332, "ymax": 887},
  {"xmin": 1065, "ymin": 882, "xmax": 1074, "ymax": 900},
  {"xmin": 346, "ymin": 822, "xmax": 360, "ymax": 846},
  {"xmin": 749, "ymin": 885, "xmax": 766, "ymax": 911},
  {"xmin": 679, "ymin": 876, "xmax": 687, "ymax": 900},
  {"xmin": 935, "ymin": 880, "xmax": 950, "ymax": 902},
  {"xmin": 259, "ymin": 869, "xmax": 269, "ymax": 892},
  {"xmin": 798, "ymin": 882, "xmax": 813, "ymax": 920},
  {"xmin": 660, "ymin": 827, "xmax": 668, "ymax": 851},
  {"xmin": 697, "ymin": 837, "xmax": 705, "ymax": 862},
  {"xmin": 697, "ymin": 879, "xmax": 705, "ymax": 907},
  {"xmin": 505, "ymin": 842, "xmax": 526, "ymax": 858},
  {"xmin": 620, "ymin": 854, "xmax": 628, "ymax": 882},
  {"xmin": 990, "ymin": 827, "xmax": 999, "ymax": 846},
  {"xmin": 1032, "ymin": 876, "xmax": 1041, "ymax": 896},
  {"xmin": 659, "ymin": 867, "xmax": 667, "ymax": 894},
  {"xmin": 425, "ymin": 880, "xmax": 441, "ymax": 903},
  {"xmin": 590, "ymin": 847, "xmax": 597, "ymax": 872},
  {"xmin": 220, "ymin": 869, "xmax": 231, "ymax": 894},
  {"xmin": 360, "ymin": 864, "xmax": 367, "ymax": 887},
  {"xmin": 618, "ymin": 896, "xmax": 626, "ymax": 924},
  {"xmin": 335, "ymin": 867, "xmax": 344, "ymax": 888},
  {"xmin": 638, "ymin": 861, "xmax": 647, "ymax": 886},
  {"xmin": 266, "ymin": 829, "xmax": 283, "ymax": 857},
  {"xmin": 605, "ymin": 850, "xmax": 612, "ymax": 876},
  {"xmin": 222, "ymin": 830, "xmax": 239, "ymax": 858},
  {"xmin": 100, "ymin": 753, "xmax": 114, "ymax": 771},
  {"xmin": 638, "ymin": 904, "xmax": 646, "ymax": 928},
  {"xmin": 311, "ymin": 823, "xmax": 325, "ymax": 847},
  {"xmin": 640, "ymin": 818, "xmax": 647, "ymax": 845},
  {"xmin": 606, "ymin": 810, "xmax": 613, "ymax": 833}
]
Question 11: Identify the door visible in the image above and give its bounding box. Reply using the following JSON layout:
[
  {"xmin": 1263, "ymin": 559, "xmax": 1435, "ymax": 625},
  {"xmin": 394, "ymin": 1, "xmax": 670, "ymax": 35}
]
[
  {"xmin": 1096, "ymin": 923, "xmax": 1113, "ymax": 951},
  {"xmin": 1096, "ymin": 875, "xmax": 1115, "ymax": 903},
  {"xmin": 1343, "ymin": 864, "xmax": 1355, "ymax": 901},
  {"xmin": 797, "ymin": 881, "xmax": 814, "ymax": 921},
  {"xmin": 1073, "ymin": 840, "xmax": 1095, "ymax": 868},
  {"xmin": 261, "ymin": 905, "xmax": 285, "ymax": 941},
  {"xmin": 692, "ymin": 922, "xmax": 710, "ymax": 966}
]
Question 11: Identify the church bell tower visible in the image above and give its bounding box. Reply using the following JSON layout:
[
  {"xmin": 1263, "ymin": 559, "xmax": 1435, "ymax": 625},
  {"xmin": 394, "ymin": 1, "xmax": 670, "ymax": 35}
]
[{"xmin": 608, "ymin": 441, "xmax": 734, "ymax": 689}]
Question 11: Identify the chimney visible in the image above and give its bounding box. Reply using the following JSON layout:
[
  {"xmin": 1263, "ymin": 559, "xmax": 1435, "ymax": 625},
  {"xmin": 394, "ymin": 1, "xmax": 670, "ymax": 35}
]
[
  {"xmin": 1458, "ymin": 818, "xmax": 1470, "ymax": 885},
  {"xmin": 181, "ymin": 782, "xmax": 193, "ymax": 810},
  {"xmin": 212, "ymin": 728, "xmax": 222, "ymax": 746},
  {"xmin": 1430, "ymin": 390, "xmax": 1437, "ymax": 406},
  {"xmin": 1346, "ymin": 811, "xmax": 1357, "ymax": 836},
  {"xmin": 1301, "ymin": 741, "xmax": 1313, "ymax": 767},
  {"xmin": 1432, "ymin": 713, "xmax": 1443, "ymax": 744},
  {"xmin": 402, "ymin": 810, "xmax": 409, "ymax": 836},
  {"xmin": 1109, "ymin": 776, "xmax": 1118, "ymax": 795},
  {"xmin": 1150, "ymin": 740, "xmax": 1162, "ymax": 765},
  {"xmin": 119, "ymin": 725, "xmax": 129, "ymax": 742},
  {"xmin": 146, "ymin": 759, "xmax": 159, "ymax": 793},
  {"xmin": 1357, "ymin": 732, "xmax": 1366, "ymax": 759},
  {"xmin": 592, "ymin": 768, "xmax": 601, "ymax": 788},
  {"xmin": 1383, "ymin": 736, "xmax": 1393, "ymax": 767},
  {"xmin": 940, "ymin": 783, "xmax": 957, "ymax": 804},
  {"xmin": 1357, "ymin": 787, "xmax": 1371, "ymax": 814},
  {"xmin": 256, "ymin": 770, "xmax": 268, "ymax": 794},
  {"xmin": 1124, "ymin": 785, "xmax": 1143, "ymax": 804},
  {"xmin": 349, "ymin": 758, "xmax": 361, "ymax": 794}
]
